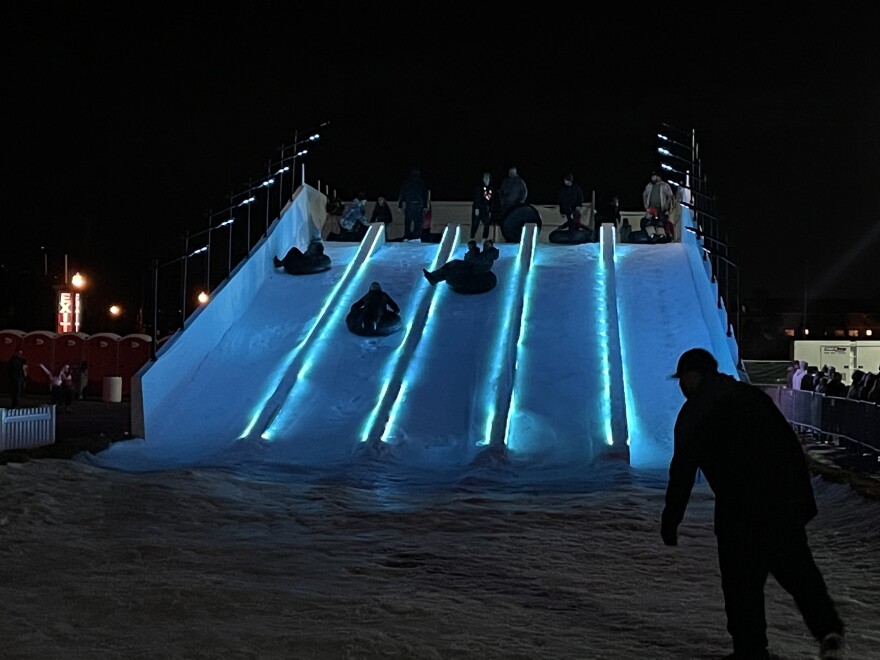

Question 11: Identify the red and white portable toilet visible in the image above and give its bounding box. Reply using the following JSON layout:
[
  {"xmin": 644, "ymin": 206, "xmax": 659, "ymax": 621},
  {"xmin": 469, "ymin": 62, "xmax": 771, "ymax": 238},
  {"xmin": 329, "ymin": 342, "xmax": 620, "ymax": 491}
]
[
  {"xmin": 55, "ymin": 332, "xmax": 88, "ymax": 371},
  {"xmin": 0, "ymin": 329, "xmax": 27, "ymax": 396},
  {"xmin": 118, "ymin": 333, "xmax": 152, "ymax": 397},
  {"xmin": 22, "ymin": 331, "xmax": 59, "ymax": 390},
  {"xmin": 85, "ymin": 333, "xmax": 121, "ymax": 397}
]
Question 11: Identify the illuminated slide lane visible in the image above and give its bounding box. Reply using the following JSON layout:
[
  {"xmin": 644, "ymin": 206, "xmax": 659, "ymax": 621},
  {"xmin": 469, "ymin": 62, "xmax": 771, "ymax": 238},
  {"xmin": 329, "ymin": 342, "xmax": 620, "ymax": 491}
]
[
  {"xmin": 614, "ymin": 242, "xmax": 717, "ymax": 467},
  {"xmin": 376, "ymin": 231, "xmax": 530, "ymax": 461},
  {"xmin": 255, "ymin": 228, "xmax": 459, "ymax": 461},
  {"xmin": 239, "ymin": 223, "xmax": 388, "ymax": 441},
  {"xmin": 504, "ymin": 238, "xmax": 608, "ymax": 460}
]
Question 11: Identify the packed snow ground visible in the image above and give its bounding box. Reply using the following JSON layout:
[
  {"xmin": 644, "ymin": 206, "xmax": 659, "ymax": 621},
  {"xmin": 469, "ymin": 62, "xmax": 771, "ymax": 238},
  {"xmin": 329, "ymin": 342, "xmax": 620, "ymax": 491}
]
[{"xmin": 1, "ymin": 240, "xmax": 877, "ymax": 659}]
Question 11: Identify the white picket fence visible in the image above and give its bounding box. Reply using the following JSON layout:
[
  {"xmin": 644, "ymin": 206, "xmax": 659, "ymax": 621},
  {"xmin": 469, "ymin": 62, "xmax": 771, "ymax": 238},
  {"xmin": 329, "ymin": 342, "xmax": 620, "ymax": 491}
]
[{"xmin": 0, "ymin": 405, "xmax": 56, "ymax": 451}]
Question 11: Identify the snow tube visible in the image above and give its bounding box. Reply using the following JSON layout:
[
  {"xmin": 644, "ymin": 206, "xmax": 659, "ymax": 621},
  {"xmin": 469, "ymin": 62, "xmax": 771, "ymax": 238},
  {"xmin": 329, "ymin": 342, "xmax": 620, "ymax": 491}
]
[
  {"xmin": 448, "ymin": 271, "xmax": 497, "ymax": 294},
  {"xmin": 281, "ymin": 255, "xmax": 331, "ymax": 275},
  {"xmin": 500, "ymin": 204, "xmax": 542, "ymax": 242},
  {"xmin": 345, "ymin": 311, "xmax": 403, "ymax": 337},
  {"xmin": 548, "ymin": 228, "xmax": 592, "ymax": 244},
  {"xmin": 627, "ymin": 230, "xmax": 650, "ymax": 243}
]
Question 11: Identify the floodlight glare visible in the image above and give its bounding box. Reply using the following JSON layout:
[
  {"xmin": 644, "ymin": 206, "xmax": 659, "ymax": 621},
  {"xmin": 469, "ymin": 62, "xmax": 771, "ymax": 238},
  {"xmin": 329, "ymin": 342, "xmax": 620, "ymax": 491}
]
[
  {"xmin": 238, "ymin": 196, "xmax": 256, "ymax": 206},
  {"xmin": 295, "ymin": 149, "xmax": 308, "ymax": 157}
]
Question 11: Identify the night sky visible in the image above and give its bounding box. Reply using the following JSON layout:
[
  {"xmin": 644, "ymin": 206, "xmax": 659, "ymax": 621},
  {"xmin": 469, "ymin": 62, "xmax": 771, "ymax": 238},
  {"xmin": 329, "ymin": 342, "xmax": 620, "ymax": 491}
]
[{"xmin": 4, "ymin": 5, "xmax": 878, "ymax": 326}]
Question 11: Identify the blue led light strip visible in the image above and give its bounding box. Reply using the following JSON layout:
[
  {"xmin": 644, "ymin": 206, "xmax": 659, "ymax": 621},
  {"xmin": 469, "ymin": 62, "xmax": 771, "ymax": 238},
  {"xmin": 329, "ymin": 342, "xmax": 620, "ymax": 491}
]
[
  {"xmin": 239, "ymin": 224, "xmax": 385, "ymax": 440},
  {"xmin": 501, "ymin": 226, "xmax": 539, "ymax": 448},
  {"xmin": 600, "ymin": 223, "xmax": 629, "ymax": 449}
]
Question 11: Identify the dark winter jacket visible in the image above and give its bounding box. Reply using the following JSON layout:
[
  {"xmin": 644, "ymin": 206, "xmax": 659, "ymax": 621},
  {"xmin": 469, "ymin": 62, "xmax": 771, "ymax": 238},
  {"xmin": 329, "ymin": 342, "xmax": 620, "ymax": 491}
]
[
  {"xmin": 472, "ymin": 245, "xmax": 499, "ymax": 273},
  {"xmin": 472, "ymin": 181, "xmax": 493, "ymax": 221},
  {"xmin": 351, "ymin": 290, "xmax": 399, "ymax": 321},
  {"xmin": 370, "ymin": 202, "xmax": 393, "ymax": 224},
  {"xmin": 499, "ymin": 175, "xmax": 527, "ymax": 210},
  {"xmin": 398, "ymin": 173, "xmax": 429, "ymax": 209},
  {"xmin": 662, "ymin": 373, "xmax": 818, "ymax": 538},
  {"xmin": 557, "ymin": 182, "xmax": 585, "ymax": 219}
]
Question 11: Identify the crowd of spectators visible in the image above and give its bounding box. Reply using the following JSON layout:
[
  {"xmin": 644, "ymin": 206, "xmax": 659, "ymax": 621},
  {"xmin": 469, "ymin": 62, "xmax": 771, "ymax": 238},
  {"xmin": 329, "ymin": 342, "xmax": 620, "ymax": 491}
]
[{"xmin": 787, "ymin": 360, "xmax": 880, "ymax": 403}]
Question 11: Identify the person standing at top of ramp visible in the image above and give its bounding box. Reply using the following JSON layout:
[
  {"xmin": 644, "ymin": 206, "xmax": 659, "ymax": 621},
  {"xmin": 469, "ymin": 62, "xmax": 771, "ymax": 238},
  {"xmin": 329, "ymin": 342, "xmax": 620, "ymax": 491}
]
[
  {"xmin": 641, "ymin": 170, "xmax": 674, "ymax": 226},
  {"xmin": 557, "ymin": 173, "xmax": 588, "ymax": 232},
  {"xmin": 471, "ymin": 171, "xmax": 494, "ymax": 240},
  {"xmin": 498, "ymin": 165, "xmax": 528, "ymax": 218},
  {"xmin": 397, "ymin": 169, "xmax": 429, "ymax": 240},
  {"xmin": 660, "ymin": 348, "xmax": 845, "ymax": 660}
]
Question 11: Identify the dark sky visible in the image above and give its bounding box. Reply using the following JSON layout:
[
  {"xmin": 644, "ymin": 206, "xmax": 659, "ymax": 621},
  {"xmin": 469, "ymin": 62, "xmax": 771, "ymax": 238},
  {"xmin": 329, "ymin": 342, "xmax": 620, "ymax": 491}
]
[{"xmin": 4, "ymin": 5, "xmax": 879, "ymax": 317}]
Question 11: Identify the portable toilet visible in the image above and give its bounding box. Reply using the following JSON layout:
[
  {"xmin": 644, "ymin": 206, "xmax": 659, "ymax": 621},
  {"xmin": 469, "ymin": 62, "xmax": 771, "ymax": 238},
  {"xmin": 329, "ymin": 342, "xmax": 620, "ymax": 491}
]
[
  {"xmin": 55, "ymin": 332, "xmax": 88, "ymax": 371},
  {"xmin": 22, "ymin": 331, "xmax": 58, "ymax": 390},
  {"xmin": 118, "ymin": 333, "xmax": 152, "ymax": 396},
  {"xmin": 86, "ymin": 333, "xmax": 121, "ymax": 397}
]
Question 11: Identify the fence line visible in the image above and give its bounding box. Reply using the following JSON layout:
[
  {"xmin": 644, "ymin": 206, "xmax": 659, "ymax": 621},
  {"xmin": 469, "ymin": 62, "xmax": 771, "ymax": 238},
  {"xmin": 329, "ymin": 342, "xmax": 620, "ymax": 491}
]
[
  {"xmin": 0, "ymin": 405, "xmax": 56, "ymax": 451},
  {"xmin": 761, "ymin": 386, "xmax": 879, "ymax": 453}
]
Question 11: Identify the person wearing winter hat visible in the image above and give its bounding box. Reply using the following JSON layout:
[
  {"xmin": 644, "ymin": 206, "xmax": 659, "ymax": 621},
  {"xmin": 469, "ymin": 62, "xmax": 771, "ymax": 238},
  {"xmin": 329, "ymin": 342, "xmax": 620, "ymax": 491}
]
[{"xmin": 661, "ymin": 348, "xmax": 846, "ymax": 660}]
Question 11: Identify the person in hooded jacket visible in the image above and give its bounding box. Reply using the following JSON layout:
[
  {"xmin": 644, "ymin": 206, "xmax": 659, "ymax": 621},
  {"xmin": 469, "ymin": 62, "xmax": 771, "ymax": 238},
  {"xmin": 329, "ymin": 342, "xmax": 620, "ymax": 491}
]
[
  {"xmin": 348, "ymin": 282, "xmax": 400, "ymax": 334},
  {"xmin": 370, "ymin": 195, "xmax": 394, "ymax": 225},
  {"xmin": 661, "ymin": 348, "xmax": 845, "ymax": 660},
  {"xmin": 339, "ymin": 192, "xmax": 371, "ymax": 239}
]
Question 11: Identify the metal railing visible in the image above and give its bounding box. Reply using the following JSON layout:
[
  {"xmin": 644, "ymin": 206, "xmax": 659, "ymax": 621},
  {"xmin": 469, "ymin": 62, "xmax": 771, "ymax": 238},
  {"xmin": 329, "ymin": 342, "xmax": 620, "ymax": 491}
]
[
  {"xmin": 762, "ymin": 386, "xmax": 880, "ymax": 453},
  {"xmin": 147, "ymin": 122, "xmax": 331, "ymax": 343},
  {"xmin": 658, "ymin": 124, "xmax": 741, "ymax": 360}
]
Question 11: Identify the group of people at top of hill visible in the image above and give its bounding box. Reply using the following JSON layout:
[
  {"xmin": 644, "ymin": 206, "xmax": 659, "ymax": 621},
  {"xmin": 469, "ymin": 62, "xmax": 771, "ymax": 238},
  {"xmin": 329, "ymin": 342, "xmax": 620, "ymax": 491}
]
[
  {"xmin": 330, "ymin": 166, "xmax": 680, "ymax": 245},
  {"xmin": 788, "ymin": 360, "xmax": 880, "ymax": 403}
]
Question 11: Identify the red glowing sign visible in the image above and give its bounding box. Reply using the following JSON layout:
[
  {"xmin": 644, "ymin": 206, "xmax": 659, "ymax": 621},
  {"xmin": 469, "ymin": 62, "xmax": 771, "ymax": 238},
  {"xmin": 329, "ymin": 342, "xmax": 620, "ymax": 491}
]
[{"xmin": 56, "ymin": 290, "xmax": 82, "ymax": 333}]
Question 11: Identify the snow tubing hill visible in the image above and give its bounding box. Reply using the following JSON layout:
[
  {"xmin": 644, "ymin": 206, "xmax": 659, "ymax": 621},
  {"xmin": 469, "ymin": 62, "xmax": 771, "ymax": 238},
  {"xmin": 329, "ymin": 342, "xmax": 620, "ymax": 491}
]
[
  {"xmin": 345, "ymin": 312, "xmax": 403, "ymax": 337},
  {"xmin": 448, "ymin": 271, "xmax": 497, "ymax": 294},
  {"xmin": 500, "ymin": 204, "xmax": 542, "ymax": 242},
  {"xmin": 548, "ymin": 228, "xmax": 592, "ymax": 244}
]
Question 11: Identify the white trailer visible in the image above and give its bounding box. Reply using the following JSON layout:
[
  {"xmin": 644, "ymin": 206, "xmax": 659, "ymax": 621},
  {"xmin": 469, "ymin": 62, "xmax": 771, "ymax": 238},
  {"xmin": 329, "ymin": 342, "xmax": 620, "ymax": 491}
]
[{"xmin": 793, "ymin": 340, "xmax": 880, "ymax": 384}]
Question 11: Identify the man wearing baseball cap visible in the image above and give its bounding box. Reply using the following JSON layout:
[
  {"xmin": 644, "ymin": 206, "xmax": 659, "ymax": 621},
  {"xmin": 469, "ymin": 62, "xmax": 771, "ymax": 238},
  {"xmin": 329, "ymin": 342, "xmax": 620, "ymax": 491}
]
[{"xmin": 661, "ymin": 348, "xmax": 845, "ymax": 659}]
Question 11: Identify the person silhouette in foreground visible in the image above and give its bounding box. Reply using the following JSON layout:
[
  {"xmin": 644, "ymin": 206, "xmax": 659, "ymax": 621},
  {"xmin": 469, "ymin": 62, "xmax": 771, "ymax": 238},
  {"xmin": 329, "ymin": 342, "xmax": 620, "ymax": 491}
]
[
  {"xmin": 661, "ymin": 348, "xmax": 845, "ymax": 660},
  {"xmin": 349, "ymin": 282, "xmax": 400, "ymax": 334},
  {"xmin": 423, "ymin": 239, "xmax": 497, "ymax": 285}
]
